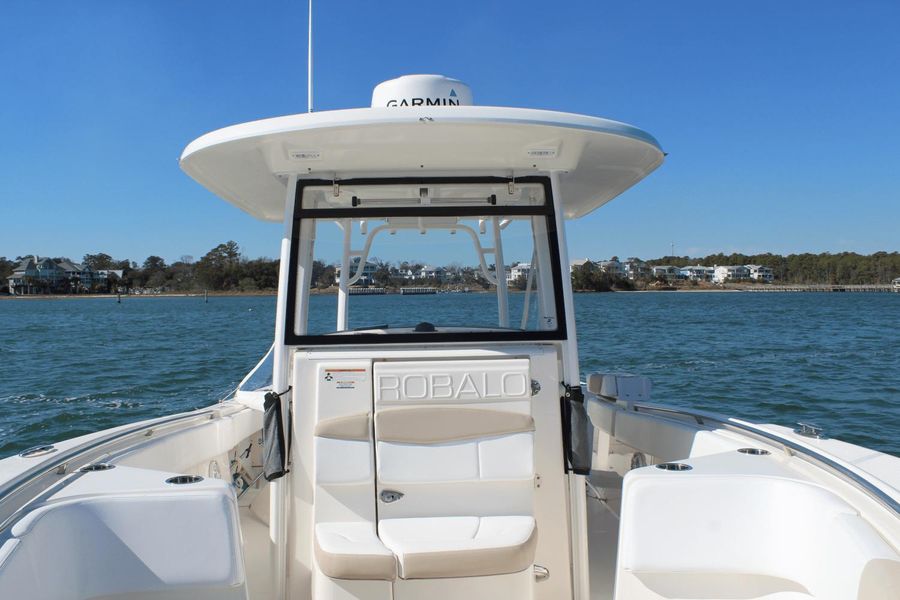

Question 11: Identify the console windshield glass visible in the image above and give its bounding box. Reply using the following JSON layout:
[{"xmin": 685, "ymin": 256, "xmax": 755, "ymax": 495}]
[{"xmin": 286, "ymin": 178, "xmax": 566, "ymax": 344}]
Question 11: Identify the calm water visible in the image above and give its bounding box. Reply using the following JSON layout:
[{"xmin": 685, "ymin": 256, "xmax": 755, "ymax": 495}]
[{"xmin": 0, "ymin": 292, "xmax": 897, "ymax": 458}]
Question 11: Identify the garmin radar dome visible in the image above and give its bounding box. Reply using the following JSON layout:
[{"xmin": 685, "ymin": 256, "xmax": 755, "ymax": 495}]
[{"xmin": 371, "ymin": 74, "xmax": 473, "ymax": 108}]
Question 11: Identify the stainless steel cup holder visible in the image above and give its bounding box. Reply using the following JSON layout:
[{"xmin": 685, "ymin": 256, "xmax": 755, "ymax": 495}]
[
  {"xmin": 737, "ymin": 447, "xmax": 771, "ymax": 456},
  {"xmin": 656, "ymin": 462, "xmax": 692, "ymax": 471},
  {"xmin": 166, "ymin": 475, "xmax": 204, "ymax": 485},
  {"xmin": 80, "ymin": 463, "xmax": 115, "ymax": 472}
]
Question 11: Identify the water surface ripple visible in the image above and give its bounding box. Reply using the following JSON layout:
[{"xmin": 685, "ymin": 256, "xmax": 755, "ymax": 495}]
[{"xmin": 0, "ymin": 292, "xmax": 897, "ymax": 457}]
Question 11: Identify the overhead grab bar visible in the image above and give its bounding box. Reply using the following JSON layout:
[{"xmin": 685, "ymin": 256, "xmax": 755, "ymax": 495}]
[{"xmin": 339, "ymin": 220, "xmax": 508, "ymax": 286}]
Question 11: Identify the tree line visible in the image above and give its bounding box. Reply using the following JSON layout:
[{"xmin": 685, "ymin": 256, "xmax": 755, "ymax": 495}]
[
  {"xmin": 126, "ymin": 241, "xmax": 282, "ymax": 292},
  {"xmin": 1, "ymin": 246, "xmax": 897, "ymax": 294}
]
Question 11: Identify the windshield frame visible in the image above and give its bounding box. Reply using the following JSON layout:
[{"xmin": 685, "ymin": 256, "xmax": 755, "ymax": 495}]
[{"xmin": 284, "ymin": 176, "xmax": 568, "ymax": 346}]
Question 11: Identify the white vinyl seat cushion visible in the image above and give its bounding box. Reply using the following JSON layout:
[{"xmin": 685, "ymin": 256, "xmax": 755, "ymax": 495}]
[
  {"xmin": 314, "ymin": 522, "xmax": 397, "ymax": 581},
  {"xmin": 378, "ymin": 515, "xmax": 537, "ymax": 579}
]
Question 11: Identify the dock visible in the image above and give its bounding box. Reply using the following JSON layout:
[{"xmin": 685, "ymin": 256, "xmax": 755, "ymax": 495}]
[
  {"xmin": 348, "ymin": 287, "xmax": 385, "ymax": 295},
  {"xmin": 400, "ymin": 287, "xmax": 437, "ymax": 295},
  {"xmin": 744, "ymin": 284, "xmax": 894, "ymax": 293}
]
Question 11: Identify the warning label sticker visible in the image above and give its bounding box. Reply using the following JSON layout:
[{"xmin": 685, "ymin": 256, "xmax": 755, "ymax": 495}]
[{"xmin": 323, "ymin": 368, "xmax": 367, "ymax": 390}]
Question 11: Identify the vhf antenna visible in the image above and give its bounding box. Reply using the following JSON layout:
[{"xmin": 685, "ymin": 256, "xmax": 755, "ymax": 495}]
[{"xmin": 307, "ymin": 0, "xmax": 314, "ymax": 112}]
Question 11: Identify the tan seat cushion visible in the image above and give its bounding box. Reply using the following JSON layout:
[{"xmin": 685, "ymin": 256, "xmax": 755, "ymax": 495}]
[
  {"xmin": 379, "ymin": 516, "xmax": 537, "ymax": 579},
  {"xmin": 315, "ymin": 522, "xmax": 397, "ymax": 581}
]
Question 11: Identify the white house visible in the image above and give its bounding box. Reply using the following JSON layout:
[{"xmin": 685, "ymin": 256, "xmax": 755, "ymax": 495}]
[
  {"xmin": 713, "ymin": 265, "xmax": 751, "ymax": 284},
  {"xmin": 419, "ymin": 265, "xmax": 446, "ymax": 282},
  {"xmin": 508, "ymin": 262, "xmax": 531, "ymax": 283},
  {"xmin": 679, "ymin": 265, "xmax": 714, "ymax": 281},
  {"xmin": 747, "ymin": 265, "xmax": 774, "ymax": 282}
]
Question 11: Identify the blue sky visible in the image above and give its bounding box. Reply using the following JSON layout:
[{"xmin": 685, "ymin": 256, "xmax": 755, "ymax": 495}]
[{"xmin": 1, "ymin": 1, "xmax": 898, "ymax": 265}]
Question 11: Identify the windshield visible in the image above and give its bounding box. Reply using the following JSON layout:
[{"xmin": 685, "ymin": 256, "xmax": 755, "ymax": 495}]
[{"xmin": 286, "ymin": 177, "xmax": 566, "ymax": 345}]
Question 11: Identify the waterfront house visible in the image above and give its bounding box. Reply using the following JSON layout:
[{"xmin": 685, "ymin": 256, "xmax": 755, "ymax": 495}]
[
  {"xmin": 96, "ymin": 269, "xmax": 124, "ymax": 280},
  {"xmin": 623, "ymin": 258, "xmax": 650, "ymax": 280},
  {"xmin": 418, "ymin": 265, "xmax": 446, "ymax": 282},
  {"xmin": 570, "ymin": 258, "xmax": 594, "ymax": 273},
  {"xmin": 651, "ymin": 265, "xmax": 679, "ymax": 281},
  {"xmin": 508, "ymin": 262, "xmax": 532, "ymax": 283},
  {"xmin": 7, "ymin": 256, "xmax": 99, "ymax": 295},
  {"xmin": 56, "ymin": 259, "xmax": 96, "ymax": 291},
  {"xmin": 7, "ymin": 258, "xmax": 36, "ymax": 294},
  {"xmin": 679, "ymin": 265, "xmax": 714, "ymax": 282},
  {"xmin": 892, "ymin": 277, "xmax": 900, "ymax": 292},
  {"xmin": 598, "ymin": 258, "xmax": 624, "ymax": 277},
  {"xmin": 713, "ymin": 265, "xmax": 751, "ymax": 283},
  {"xmin": 334, "ymin": 257, "xmax": 379, "ymax": 286},
  {"xmin": 747, "ymin": 264, "xmax": 774, "ymax": 282},
  {"xmin": 95, "ymin": 269, "xmax": 125, "ymax": 292}
]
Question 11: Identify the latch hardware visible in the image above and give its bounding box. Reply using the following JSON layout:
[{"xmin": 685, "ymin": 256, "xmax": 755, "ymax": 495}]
[{"xmin": 380, "ymin": 489, "xmax": 404, "ymax": 503}]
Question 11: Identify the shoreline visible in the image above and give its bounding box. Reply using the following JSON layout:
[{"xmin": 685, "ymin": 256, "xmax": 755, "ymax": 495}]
[
  {"xmin": 1, "ymin": 284, "xmax": 893, "ymax": 300},
  {"xmin": 609, "ymin": 288, "xmax": 743, "ymax": 293},
  {"xmin": 0, "ymin": 291, "xmax": 278, "ymax": 300},
  {"xmin": 0, "ymin": 287, "xmax": 790, "ymax": 300}
]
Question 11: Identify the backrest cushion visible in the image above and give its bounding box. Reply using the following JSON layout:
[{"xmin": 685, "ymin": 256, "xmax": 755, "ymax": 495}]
[{"xmin": 373, "ymin": 359, "xmax": 534, "ymax": 519}]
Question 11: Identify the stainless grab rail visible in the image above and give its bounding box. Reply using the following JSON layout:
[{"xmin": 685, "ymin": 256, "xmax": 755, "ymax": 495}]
[{"xmin": 617, "ymin": 399, "xmax": 900, "ymax": 517}]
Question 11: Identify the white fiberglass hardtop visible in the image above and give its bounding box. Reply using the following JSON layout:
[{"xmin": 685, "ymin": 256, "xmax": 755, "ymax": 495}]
[{"xmin": 180, "ymin": 75, "xmax": 665, "ymax": 222}]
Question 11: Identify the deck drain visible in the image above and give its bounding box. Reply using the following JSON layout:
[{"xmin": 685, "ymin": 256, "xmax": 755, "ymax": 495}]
[
  {"xmin": 656, "ymin": 462, "xmax": 692, "ymax": 471},
  {"xmin": 166, "ymin": 475, "xmax": 204, "ymax": 485},
  {"xmin": 737, "ymin": 447, "xmax": 771, "ymax": 456},
  {"xmin": 19, "ymin": 445, "xmax": 57, "ymax": 458},
  {"xmin": 80, "ymin": 463, "xmax": 115, "ymax": 472}
]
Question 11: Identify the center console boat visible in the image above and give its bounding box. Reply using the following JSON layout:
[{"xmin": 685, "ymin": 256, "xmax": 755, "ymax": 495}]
[{"xmin": 0, "ymin": 74, "xmax": 897, "ymax": 600}]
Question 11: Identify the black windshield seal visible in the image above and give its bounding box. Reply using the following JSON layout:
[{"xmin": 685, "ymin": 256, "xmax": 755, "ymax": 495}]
[{"xmin": 284, "ymin": 176, "xmax": 567, "ymax": 346}]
